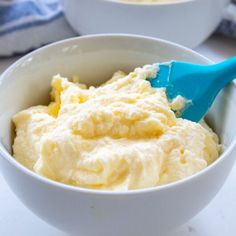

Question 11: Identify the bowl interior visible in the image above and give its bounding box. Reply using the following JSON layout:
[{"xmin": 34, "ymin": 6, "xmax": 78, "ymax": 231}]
[{"xmin": 0, "ymin": 35, "xmax": 235, "ymax": 156}]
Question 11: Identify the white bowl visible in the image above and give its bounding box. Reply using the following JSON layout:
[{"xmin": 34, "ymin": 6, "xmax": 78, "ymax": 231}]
[
  {"xmin": 62, "ymin": 0, "xmax": 230, "ymax": 48},
  {"xmin": 0, "ymin": 35, "xmax": 235, "ymax": 236}
]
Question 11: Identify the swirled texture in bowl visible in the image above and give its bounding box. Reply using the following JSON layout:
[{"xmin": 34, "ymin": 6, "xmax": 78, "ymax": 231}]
[{"xmin": 13, "ymin": 65, "xmax": 220, "ymax": 191}]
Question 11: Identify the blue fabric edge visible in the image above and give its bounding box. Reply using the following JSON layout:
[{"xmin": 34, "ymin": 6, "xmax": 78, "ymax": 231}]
[{"xmin": 0, "ymin": 11, "xmax": 63, "ymax": 37}]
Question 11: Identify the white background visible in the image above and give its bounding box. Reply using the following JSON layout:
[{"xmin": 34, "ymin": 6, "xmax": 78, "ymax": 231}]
[{"xmin": 0, "ymin": 35, "xmax": 236, "ymax": 236}]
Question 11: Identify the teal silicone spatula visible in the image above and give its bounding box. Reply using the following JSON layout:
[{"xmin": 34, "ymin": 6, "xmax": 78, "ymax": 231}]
[{"xmin": 148, "ymin": 57, "xmax": 236, "ymax": 122}]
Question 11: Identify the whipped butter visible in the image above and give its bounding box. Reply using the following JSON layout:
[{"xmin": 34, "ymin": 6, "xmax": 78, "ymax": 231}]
[{"xmin": 13, "ymin": 65, "xmax": 220, "ymax": 191}]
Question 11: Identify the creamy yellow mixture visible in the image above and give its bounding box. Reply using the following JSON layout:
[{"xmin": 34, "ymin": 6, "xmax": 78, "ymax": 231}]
[{"xmin": 13, "ymin": 65, "xmax": 220, "ymax": 191}]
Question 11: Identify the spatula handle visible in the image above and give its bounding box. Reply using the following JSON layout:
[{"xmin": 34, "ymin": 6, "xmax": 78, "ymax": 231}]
[{"xmin": 212, "ymin": 56, "xmax": 236, "ymax": 89}]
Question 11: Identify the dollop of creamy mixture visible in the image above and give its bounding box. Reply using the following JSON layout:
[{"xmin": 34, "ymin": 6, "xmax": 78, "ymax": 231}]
[{"xmin": 13, "ymin": 65, "xmax": 220, "ymax": 191}]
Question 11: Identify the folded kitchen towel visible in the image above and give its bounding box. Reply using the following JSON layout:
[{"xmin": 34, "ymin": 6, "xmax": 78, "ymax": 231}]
[
  {"xmin": 0, "ymin": 0, "xmax": 75, "ymax": 56},
  {"xmin": 217, "ymin": 0, "xmax": 236, "ymax": 38},
  {"xmin": 0, "ymin": 0, "xmax": 236, "ymax": 57}
]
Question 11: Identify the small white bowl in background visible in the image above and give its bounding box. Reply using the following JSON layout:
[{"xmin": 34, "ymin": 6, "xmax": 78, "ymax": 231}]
[
  {"xmin": 0, "ymin": 35, "xmax": 235, "ymax": 236},
  {"xmin": 62, "ymin": 0, "xmax": 231, "ymax": 48}
]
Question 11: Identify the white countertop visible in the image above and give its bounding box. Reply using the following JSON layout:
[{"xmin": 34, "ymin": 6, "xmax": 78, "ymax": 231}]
[{"xmin": 0, "ymin": 34, "xmax": 236, "ymax": 236}]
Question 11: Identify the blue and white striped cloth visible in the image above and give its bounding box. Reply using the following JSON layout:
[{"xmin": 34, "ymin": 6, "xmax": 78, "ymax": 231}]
[
  {"xmin": 0, "ymin": 0, "xmax": 236, "ymax": 57},
  {"xmin": 217, "ymin": 0, "xmax": 236, "ymax": 38},
  {"xmin": 0, "ymin": 0, "xmax": 75, "ymax": 56}
]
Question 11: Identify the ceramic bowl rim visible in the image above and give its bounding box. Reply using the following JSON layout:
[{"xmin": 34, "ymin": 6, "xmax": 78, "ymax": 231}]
[
  {"xmin": 0, "ymin": 34, "xmax": 235, "ymax": 196},
  {"xmin": 103, "ymin": 0, "xmax": 194, "ymax": 6}
]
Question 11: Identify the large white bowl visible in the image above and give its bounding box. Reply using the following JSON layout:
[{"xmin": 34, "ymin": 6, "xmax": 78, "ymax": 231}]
[
  {"xmin": 62, "ymin": 0, "xmax": 230, "ymax": 48},
  {"xmin": 0, "ymin": 35, "xmax": 235, "ymax": 236}
]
